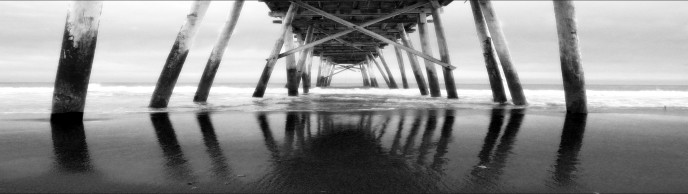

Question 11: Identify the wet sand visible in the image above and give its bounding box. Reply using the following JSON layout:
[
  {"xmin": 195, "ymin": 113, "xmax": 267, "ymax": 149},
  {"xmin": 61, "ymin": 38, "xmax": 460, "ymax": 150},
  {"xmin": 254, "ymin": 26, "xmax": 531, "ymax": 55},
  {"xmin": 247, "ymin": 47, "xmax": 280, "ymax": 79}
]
[{"xmin": 1, "ymin": 109, "xmax": 687, "ymax": 193}]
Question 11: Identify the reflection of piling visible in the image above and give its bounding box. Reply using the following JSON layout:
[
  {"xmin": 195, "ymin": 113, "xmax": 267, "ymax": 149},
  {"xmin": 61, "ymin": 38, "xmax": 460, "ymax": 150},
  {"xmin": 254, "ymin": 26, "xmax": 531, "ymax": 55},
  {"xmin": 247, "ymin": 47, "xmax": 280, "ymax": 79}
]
[
  {"xmin": 402, "ymin": 111, "xmax": 425, "ymax": 155},
  {"xmin": 470, "ymin": 0, "xmax": 507, "ymax": 104},
  {"xmin": 150, "ymin": 113, "xmax": 195, "ymax": 181},
  {"xmin": 196, "ymin": 113, "xmax": 232, "ymax": 179},
  {"xmin": 193, "ymin": 1, "xmax": 244, "ymax": 103},
  {"xmin": 389, "ymin": 111, "xmax": 406, "ymax": 156},
  {"xmin": 552, "ymin": 113, "xmax": 587, "ymax": 188},
  {"xmin": 417, "ymin": 109, "xmax": 438, "ymax": 165},
  {"xmin": 150, "ymin": 1, "xmax": 211, "ymax": 108},
  {"xmin": 50, "ymin": 115, "xmax": 92, "ymax": 172},
  {"xmin": 554, "ymin": 1, "xmax": 588, "ymax": 113},
  {"xmin": 257, "ymin": 113, "xmax": 280, "ymax": 160},
  {"xmin": 431, "ymin": 109, "xmax": 455, "ymax": 172},
  {"xmin": 51, "ymin": 2, "xmax": 103, "ymax": 116}
]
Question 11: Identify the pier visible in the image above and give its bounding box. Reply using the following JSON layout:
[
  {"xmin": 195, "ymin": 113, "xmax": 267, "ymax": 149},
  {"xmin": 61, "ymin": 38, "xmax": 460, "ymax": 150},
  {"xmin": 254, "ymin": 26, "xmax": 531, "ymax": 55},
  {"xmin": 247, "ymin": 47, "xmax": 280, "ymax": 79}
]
[{"xmin": 51, "ymin": 0, "xmax": 589, "ymax": 121}]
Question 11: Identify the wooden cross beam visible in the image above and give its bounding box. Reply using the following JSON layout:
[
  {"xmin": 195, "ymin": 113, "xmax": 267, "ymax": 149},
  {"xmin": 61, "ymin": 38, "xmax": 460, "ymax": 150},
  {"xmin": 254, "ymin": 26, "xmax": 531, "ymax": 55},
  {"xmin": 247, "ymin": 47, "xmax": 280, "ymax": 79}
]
[
  {"xmin": 273, "ymin": 1, "xmax": 430, "ymax": 60},
  {"xmin": 312, "ymin": 27, "xmax": 365, "ymax": 51},
  {"xmin": 292, "ymin": 0, "xmax": 456, "ymax": 70}
]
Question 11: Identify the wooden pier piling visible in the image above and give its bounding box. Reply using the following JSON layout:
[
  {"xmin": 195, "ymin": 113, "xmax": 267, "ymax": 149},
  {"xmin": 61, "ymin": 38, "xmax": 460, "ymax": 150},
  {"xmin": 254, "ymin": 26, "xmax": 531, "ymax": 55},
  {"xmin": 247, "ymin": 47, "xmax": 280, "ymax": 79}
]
[
  {"xmin": 193, "ymin": 0, "xmax": 244, "ymax": 103},
  {"xmin": 326, "ymin": 62, "xmax": 336, "ymax": 86},
  {"xmin": 430, "ymin": 3, "xmax": 459, "ymax": 99},
  {"xmin": 397, "ymin": 24, "xmax": 429, "ymax": 95},
  {"xmin": 295, "ymin": 25, "xmax": 315, "ymax": 93},
  {"xmin": 316, "ymin": 57, "xmax": 324, "ymax": 87},
  {"xmin": 393, "ymin": 44, "xmax": 410, "ymax": 89},
  {"xmin": 376, "ymin": 48, "xmax": 399, "ymax": 89},
  {"xmin": 51, "ymin": 1, "xmax": 103, "ymax": 118},
  {"xmin": 303, "ymin": 53, "xmax": 315, "ymax": 93},
  {"xmin": 479, "ymin": 0, "xmax": 527, "ymax": 105},
  {"xmin": 252, "ymin": 3, "xmax": 298, "ymax": 97},
  {"xmin": 285, "ymin": 28, "xmax": 299, "ymax": 96},
  {"xmin": 470, "ymin": 0, "xmax": 507, "ymax": 103},
  {"xmin": 418, "ymin": 10, "xmax": 442, "ymax": 97},
  {"xmin": 554, "ymin": 0, "xmax": 588, "ymax": 113},
  {"xmin": 149, "ymin": 1, "xmax": 211, "ymax": 108}
]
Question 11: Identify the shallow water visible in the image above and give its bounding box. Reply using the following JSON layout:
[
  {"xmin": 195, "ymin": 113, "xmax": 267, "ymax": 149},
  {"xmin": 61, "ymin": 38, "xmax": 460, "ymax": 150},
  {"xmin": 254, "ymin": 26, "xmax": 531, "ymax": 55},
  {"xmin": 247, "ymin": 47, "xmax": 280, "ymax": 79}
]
[{"xmin": 1, "ymin": 108, "xmax": 687, "ymax": 193}]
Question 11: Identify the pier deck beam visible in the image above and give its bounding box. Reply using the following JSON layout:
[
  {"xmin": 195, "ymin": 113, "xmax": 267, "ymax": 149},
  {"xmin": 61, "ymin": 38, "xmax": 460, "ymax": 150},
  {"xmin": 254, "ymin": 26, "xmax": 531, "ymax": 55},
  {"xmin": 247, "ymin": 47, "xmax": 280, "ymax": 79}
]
[
  {"xmin": 193, "ymin": 0, "xmax": 244, "ymax": 103},
  {"xmin": 418, "ymin": 10, "xmax": 442, "ymax": 97},
  {"xmin": 252, "ymin": 3, "xmax": 298, "ymax": 97},
  {"xmin": 470, "ymin": 0, "xmax": 507, "ymax": 103},
  {"xmin": 393, "ymin": 44, "xmax": 410, "ymax": 89},
  {"xmin": 554, "ymin": 0, "xmax": 588, "ymax": 113},
  {"xmin": 430, "ymin": 2, "xmax": 459, "ymax": 99},
  {"xmin": 398, "ymin": 24, "xmax": 429, "ymax": 95},
  {"xmin": 150, "ymin": 1, "xmax": 211, "ymax": 108},
  {"xmin": 51, "ymin": 1, "xmax": 103, "ymax": 118},
  {"xmin": 479, "ymin": 0, "xmax": 527, "ymax": 105}
]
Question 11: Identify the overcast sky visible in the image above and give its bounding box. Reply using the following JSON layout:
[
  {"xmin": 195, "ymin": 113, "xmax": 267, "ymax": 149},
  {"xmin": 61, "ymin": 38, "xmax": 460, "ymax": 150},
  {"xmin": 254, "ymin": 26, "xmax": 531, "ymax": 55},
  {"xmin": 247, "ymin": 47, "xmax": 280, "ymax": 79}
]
[{"xmin": 0, "ymin": 1, "xmax": 686, "ymax": 85}]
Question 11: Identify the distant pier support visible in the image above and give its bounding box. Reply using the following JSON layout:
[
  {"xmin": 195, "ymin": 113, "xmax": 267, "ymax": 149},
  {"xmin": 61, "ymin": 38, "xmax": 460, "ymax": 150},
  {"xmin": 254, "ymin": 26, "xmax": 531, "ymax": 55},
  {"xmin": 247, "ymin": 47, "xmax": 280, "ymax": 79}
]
[
  {"xmin": 393, "ymin": 44, "xmax": 410, "ymax": 89},
  {"xmin": 150, "ymin": 1, "xmax": 211, "ymax": 107},
  {"xmin": 316, "ymin": 57, "xmax": 324, "ymax": 87},
  {"xmin": 193, "ymin": 0, "xmax": 244, "ymax": 103},
  {"xmin": 554, "ymin": 0, "xmax": 587, "ymax": 113},
  {"xmin": 376, "ymin": 48, "xmax": 399, "ymax": 89},
  {"xmin": 430, "ymin": 2, "xmax": 459, "ymax": 99},
  {"xmin": 326, "ymin": 62, "xmax": 336, "ymax": 86},
  {"xmin": 470, "ymin": 0, "xmax": 507, "ymax": 103},
  {"xmin": 369, "ymin": 54, "xmax": 392, "ymax": 88},
  {"xmin": 360, "ymin": 62, "xmax": 371, "ymax": 87},
  {"xmin": 418, "ymin": 10, "xmax": 442, "ymax": 97},
  {"xmin": 479, "ymin": 0, "xmax": 527, "ymax": 105},
  {"xmin": 51, "ymin": 1, "xmax": 103, "ymax": 118},
  {"xmin": 253, "ymin": 3, "xmax": 298, "ymax": 97},
  {"xmin": 366, "ymin": 61, "xmax": 380, "ymax": 88},
  {"xmin": 397, "ymin": 24, "xmax": 429, "ymax": 95}
]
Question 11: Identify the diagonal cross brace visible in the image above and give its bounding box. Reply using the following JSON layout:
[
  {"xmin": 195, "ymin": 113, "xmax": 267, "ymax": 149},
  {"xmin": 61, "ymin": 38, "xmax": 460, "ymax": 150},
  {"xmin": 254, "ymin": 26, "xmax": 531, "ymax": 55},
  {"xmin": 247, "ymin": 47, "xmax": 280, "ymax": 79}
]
[
  {"xmin": 292, "ymin": 0, "xmax": 456, "ymax": 70},
  {"xmin": 274, "ymin": 1, "xmax": 430, "ymax": 60}
]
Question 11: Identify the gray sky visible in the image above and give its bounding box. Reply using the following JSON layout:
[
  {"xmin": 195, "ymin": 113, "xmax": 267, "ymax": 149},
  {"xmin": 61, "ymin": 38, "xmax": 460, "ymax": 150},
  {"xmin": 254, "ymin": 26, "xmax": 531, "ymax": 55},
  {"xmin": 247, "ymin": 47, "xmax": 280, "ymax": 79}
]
[{"xmin": 0, "ymin": 1, "xmax": 686, "ymax": 85}]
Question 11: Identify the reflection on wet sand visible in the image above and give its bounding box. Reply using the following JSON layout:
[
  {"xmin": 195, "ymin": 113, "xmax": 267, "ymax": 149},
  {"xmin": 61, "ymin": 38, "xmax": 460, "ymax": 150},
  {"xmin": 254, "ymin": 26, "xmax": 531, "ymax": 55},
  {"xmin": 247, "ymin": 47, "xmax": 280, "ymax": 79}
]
[
  {"xmin": 196, "ymin": 112, "xmax": 233, "ymax": 181},
  {"xmin": 39, "ymin": 109, "xmax": 591, "ymax": 192},
  {"xmin": 467, "ymin": 108, "xmax": 525, "ymax": 192},
  {"xmin": 550, "ymin": 113, "xmax": 588, "ymax": 190},
  {"xmin": 50, "ymin": 115, "xmax": 92, "ymax": 172},
  {"xmin": 150, "ymin": 113, "xmax": 195, "ymax": 182},
  {"xmin": 253, "ymin": 110, "xmax": 455, "ymax": 193}
]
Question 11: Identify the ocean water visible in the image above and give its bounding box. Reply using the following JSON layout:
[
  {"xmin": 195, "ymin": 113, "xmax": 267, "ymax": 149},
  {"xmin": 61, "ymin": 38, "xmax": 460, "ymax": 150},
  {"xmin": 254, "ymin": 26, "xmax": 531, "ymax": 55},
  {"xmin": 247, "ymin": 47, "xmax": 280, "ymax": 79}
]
[{"xmin": 1, "ymin": 82, "xmax": 687, "ymax": 115}]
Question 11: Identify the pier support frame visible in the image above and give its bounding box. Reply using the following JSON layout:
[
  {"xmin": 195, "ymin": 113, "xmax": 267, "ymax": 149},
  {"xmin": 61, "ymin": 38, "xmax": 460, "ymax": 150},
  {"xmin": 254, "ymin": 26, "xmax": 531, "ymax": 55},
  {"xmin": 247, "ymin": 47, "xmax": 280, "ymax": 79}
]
[
  {"xmin": 418, "ymin": 10, "xmax": 442, "ymax": 97},
  {"xmin": 479, "ymin": 0, "xmax": 527, "ymax": 105},
  {"xmin": 470, "ymin": 0, "xmax": 508, "ymax": 103},
  {"xmin": 51, "ymin": 1, "xmax": 103, "ymax": 118},
  {"xmin": 398, "ymin": 24, "xmax": 429, "ymax": 95},
  {"xmin": 430, "ymin": 2, "xmax": 459, "ymax": 99},
  {"xmin": 366, "ymin": 61, "xmax": 380, "ymax": 88},
  {"xmin": 193, "ymin": 0, "xmax": 244, "ymax": 103},
  {"xmin": 554, "ymin": 0, "xmax": 587, "ymax": 113},
  {"xmin": 252, "ymin": 3, "xmax": 298, "ymax": 97},
  {"xmin": 150, "ymin": 1, "xmax": 211, "ymax": 107}
]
